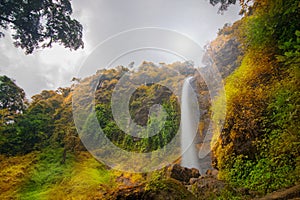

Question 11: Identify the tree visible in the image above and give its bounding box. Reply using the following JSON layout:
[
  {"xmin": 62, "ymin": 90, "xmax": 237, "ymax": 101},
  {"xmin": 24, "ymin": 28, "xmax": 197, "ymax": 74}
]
[
  {"xmin": 0, "ymin": 76, "xmax": 26, "ymax": 122},
  {"xmin": 210, "ymin": 0, "xmax": 237, "ymax": 11},
  {"xmin": 0, "ymin": 88, "xmax": 63, "ymax": 155},
  {"xmin": 0, "ymin": 0, "xmax": 83, "ymax": 54},
  {"xmin": 209, "ymin": 0, "xmax": 251, "ymax": 13}
]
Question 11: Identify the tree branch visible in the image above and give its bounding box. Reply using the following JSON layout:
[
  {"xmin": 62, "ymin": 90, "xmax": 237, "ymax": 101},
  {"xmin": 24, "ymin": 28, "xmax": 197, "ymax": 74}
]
[
  {"xmin": 0, "ymin": 16, "xmax": 15, "ymax": 24},
  {"xmin": 0, "ymin": 15, "xmax": 47, "ymax": 37}
]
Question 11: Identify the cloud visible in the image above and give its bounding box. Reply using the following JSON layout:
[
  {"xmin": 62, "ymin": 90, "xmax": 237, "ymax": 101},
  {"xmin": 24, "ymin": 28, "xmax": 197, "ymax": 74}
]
[
  {"xmin": 73, "ymin": 0, "xmax": 241, "ymax": 48},
  {"xmin": 0, "ymin": 32, "xmax": 85, "ymax": 98},
  {"xmin": 0, "ymin": 0, "xmax": 241, "ymax": 98}
]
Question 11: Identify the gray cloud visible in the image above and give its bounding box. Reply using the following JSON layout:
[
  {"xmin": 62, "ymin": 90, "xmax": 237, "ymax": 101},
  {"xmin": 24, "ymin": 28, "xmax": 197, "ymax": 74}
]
[{"xmin": 0, "ymin": 0, "xmax": 241, "ymax": 98}]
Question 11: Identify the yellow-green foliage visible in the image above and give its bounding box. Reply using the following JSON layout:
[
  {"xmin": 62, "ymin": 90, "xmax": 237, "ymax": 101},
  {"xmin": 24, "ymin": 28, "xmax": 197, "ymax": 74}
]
[
  {"xmin": 18, "ymin": 148, "xmax": 76, "ymax": 199},
  {"xmin": 1, "ymin": 61, "xmax": 199, "ymax": 199},
  {"xmin": 45, "ymin": 152, "xmax": 117, "ymax": 200},
  {"xmin": 0, "ymin": 153, "xmax": 36, "ymax": 199},
  {"xmin": 0, "ymin": 147, "xmax": 147, "ymax": 200},
  {"xmin": 212, "ymin": 50, "xmax": 275, "ymax": 176},
  {"xmin": 144, "ymin": 171, "xmax": 195, "ymax": 200},
  {"xmin": 0, "ymin": 148, "xmax": 121, "ymax": 200},
  {"xmin": 212, "ymin": 0, "xmax": 300, "ymax": 193}
]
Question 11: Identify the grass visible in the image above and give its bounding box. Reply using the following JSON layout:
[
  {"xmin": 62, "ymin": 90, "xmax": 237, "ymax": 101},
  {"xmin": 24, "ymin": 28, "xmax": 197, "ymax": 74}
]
[
  {"xmin": 0, "ymin": 153, "xmax": 37, "ymax": 199},
  {"xmin": 18, "ymin": 148, "xmax": 76, "ymax": 200},
  {"xmin": 11, "ymin": 148, "xmax": 117, "ymax": 200},
  {"xmin": 0, "ymin": 147, "xmax": 147, "ymax": 200},
  {"xmin": 46, "ymin": 152, "xmax": 116, "ymax": 200}
]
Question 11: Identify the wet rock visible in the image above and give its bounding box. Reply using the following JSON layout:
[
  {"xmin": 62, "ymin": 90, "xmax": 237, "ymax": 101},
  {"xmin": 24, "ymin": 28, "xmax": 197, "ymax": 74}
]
[
  {"xmin": 205, "ymin": 169, "xmax": 218, "ymax": 177},
  {"xmin": 168, "ymin": 164, "xmax": 200, "ymax": 184}
]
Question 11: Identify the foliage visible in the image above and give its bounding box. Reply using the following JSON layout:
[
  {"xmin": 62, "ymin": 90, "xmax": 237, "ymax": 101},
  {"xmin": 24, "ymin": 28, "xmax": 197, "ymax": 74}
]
[
  {"xmin": 90, "ymin": 98, "xmax": 180, "ymax": 153},
  {"xmin": 242, "ymin": 0, "xmax": 300, "ymax": 51},
  {"xmin": 0, "ymin": 153, "xmax": 36, "ymax": 199},
  {"xmin": 209, "ymin": 0, "xmax": 251, "ymax": 13},
  {"xmin": 46, "ymin": 153, "xmax": 116, "ymax": 199},
  {"xmin": 0, "ymin": 75, "xmax": 26, "ymax": 125},
  {"xmin": 0, "ymin": 0, "xmax": 83, "ymax": 54},
  {"xmin": 212, "ymin": 0, "xmax": 300, "ymax": 194},
  {"xmin": 0, "ymin": 150, "xmax": 129, "ymax": 199},
  {"xmin": 80, "ymin": 63, "xmax": 198, "ymax": 154},
  {"xmin": 144, "ymin": 171, "xmax": 195, "ymax": 200},
  {"xmin": 0, "ymin": 89, "xmax": 68, "ymax": 155},
  {"xmin": 10, "ymin": 149, "xmax": 114, "ymax": 200},
  {"xmin": 18, "ymin": 148, "xmax": 75, "ymax": 199},
  {"xmin": 145, "ymin": 170, "xmax": 167, "ymax": 192}
]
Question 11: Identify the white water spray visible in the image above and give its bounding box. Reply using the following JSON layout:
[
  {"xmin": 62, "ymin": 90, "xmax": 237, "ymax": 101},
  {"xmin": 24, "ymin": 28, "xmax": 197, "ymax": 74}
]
[{"xmin": 180, "ymin": 77, "xmax": 201, "ymax": 171}]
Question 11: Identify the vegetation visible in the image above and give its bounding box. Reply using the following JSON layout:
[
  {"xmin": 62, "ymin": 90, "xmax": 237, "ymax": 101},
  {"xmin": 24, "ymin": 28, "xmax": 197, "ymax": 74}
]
[
  {"xmin": 0, "ymin": 62, "xmax": 208, "ymax": 198},
  {"xmin": 0, "ymin": 0, "xmax": 299, "ymax": 199},
  {"xmin": 209, "ymin": 0, "xmax": 251, "ymax": 14},
  {"xmin": 0, "ymin": 148, "xmax": 119, "ymax": 199},
  {"xmin": 212, "ymin": 0, "xmax": 300, "ymax": 193},
  {"xmin": 0, "ymin": 0, "xmax": 83, "ymax": 54},
  {"xmin": 73, "ymin": 62, "xmax": 207, "ymax": 155}
]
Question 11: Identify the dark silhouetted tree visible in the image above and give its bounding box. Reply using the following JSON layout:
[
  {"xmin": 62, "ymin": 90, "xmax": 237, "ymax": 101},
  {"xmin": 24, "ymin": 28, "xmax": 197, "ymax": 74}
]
[
  {"xmin": 209, "ymin": 0, "xmax": 251, "ymax": 13},
  {"xmin": 0, "ymin": 0, "xmax": 83, "ymax": 54}
]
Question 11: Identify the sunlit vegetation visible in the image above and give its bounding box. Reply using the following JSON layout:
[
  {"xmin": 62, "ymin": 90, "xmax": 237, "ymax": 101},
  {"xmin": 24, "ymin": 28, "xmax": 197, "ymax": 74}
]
[
  {"xmin": 0, "ymin": 153, "xmax": 36, "ymax": 199},
  {"xmin": 0, "ymin": 147, "xmax": 146, "ymax": 199},
  {"xmin": 0, "ymin": 62, "xmax": 209, "ymax": 198},
  {"xmin": 74, "ymin": 62, "xmax": 207, "ymax": 154},
  {"xmin": 212, "ymin": 0, "xmax": 300, "ymax": 193},
  {"xmin": 1, "ymin": 0, "xmax": 299, "ymax": 198}
]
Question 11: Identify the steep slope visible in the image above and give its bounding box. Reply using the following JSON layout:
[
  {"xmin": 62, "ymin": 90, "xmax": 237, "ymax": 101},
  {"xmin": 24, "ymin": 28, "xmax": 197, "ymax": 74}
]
[{"xmin": 211, "ymin": 0, "xmax": 300, "ymax": 193}]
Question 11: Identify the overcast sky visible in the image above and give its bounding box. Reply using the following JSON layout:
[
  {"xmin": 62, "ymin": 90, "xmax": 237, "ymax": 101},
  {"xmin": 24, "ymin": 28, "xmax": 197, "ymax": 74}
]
[{"xmin": 0, "ymin": 0, "xmax": 241, "ymax": 98}]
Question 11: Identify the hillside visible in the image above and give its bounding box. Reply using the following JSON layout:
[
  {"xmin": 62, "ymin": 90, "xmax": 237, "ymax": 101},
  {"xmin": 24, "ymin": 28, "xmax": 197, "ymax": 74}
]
[
  {"xmin": 0, "ymin": 61, "xmax": 212, "ymax": 199},
  {"xmin": 211, "ymin": 0, "xmax": 300, "ymax": 194}
]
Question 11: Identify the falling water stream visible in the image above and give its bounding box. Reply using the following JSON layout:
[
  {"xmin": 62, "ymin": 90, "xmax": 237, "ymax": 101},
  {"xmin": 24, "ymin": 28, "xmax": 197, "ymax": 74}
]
[{"xmin": 180, "ymin": 77, "xmax": 201, "ymax": 171}]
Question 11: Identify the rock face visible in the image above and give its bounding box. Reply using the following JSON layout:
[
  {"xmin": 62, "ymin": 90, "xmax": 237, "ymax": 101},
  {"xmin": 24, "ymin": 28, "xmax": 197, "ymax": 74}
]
[
  {"xmin": 202, "ymin": 21, "xmax": 243, "ymax": 79},
  {"xmin": 167, "ymin": 164, "xmax": 200, "ymax": 184},
  {"xmin": 189, "ymin": 176, "xmax": 227, "ymax": 199},
  {"xmin": 205, "ymin": 169, "xmax": 219, "ymax": 177}
]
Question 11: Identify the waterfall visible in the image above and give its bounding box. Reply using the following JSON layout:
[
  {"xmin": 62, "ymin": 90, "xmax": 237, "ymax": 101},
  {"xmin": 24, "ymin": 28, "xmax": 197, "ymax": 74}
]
[{"xmin": 181, "ymin": 77, "xmax": 201, "ymax": 171}]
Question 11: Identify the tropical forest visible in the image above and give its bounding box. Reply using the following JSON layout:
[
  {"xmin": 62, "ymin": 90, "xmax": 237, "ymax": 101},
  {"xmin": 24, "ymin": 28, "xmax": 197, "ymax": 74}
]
[{"xmin": 0, "ymin": 0, "xmax": 299, "ymax": 199}]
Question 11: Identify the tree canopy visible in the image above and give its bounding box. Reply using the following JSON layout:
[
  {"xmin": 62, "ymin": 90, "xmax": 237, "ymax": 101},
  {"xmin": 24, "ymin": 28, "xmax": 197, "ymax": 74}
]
[
  {"xmin": 0, "ymin": 75, "xmax": 26, "ymax": 129},
  {"xmin": 210, "ymin": 0, "xmax": 251, "ymax": 13},
  {"xmin": 0, "ymin": 75, "xmax": 26, "ymax": 113},
  {"xmin": 210, "ymin": 0, "xmax": 237, "ymax": 11},
  {"xmin": 0, "ymin": 0, "xmax": 83, "ymax": 54}
]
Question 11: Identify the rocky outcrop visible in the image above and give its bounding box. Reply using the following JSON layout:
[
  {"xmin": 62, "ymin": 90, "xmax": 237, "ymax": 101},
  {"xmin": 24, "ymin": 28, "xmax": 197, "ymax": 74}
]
[
  {"xmin": 202, "ymin": 20, "xmax": 243, "ymax": 79},
  {"xmin": 167, "ymin": 164, "xmax": 200, "ymax": 184},
  {"xmin": 106, "ymin": 179, "xmax": 197, "ymax": 200},
  {"xmin": 104, "ymin": 164, "xmax": 202, "ymax": 200},
  {"xmin": 103, "ymin": 164, "xmax": 291, "ymax": 200}
]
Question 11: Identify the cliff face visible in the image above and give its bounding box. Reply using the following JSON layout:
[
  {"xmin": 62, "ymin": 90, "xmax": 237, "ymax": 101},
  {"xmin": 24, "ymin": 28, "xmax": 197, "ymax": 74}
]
[
  {"xmin": 211, "ymin": 0, "xmax": 300, "ymax": 194},
  {"xmin": 203, "ymin": 21, "xmax": 243, "ymax": 79}
]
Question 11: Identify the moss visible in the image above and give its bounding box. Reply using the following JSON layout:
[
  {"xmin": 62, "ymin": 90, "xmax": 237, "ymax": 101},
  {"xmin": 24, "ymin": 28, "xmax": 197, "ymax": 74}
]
[{"xmin": 145, "ymin": 178, "xmax": 196, "ymax": 200}]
